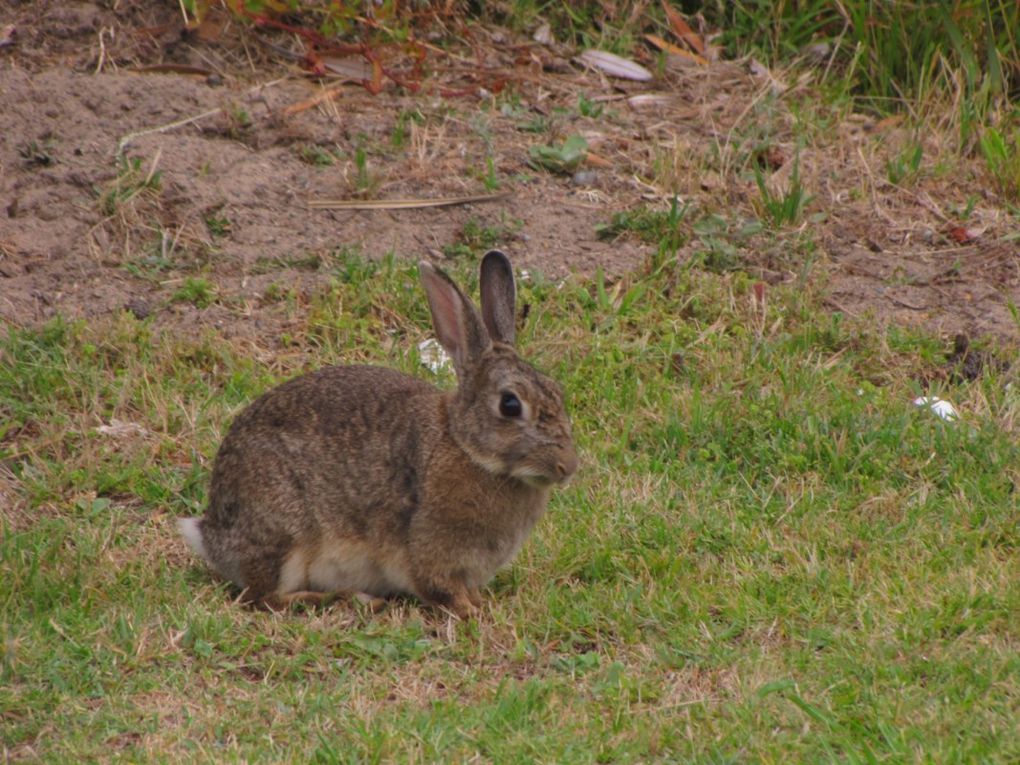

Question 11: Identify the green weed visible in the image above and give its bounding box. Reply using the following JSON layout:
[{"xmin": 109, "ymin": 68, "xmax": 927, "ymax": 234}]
[
  {"xmin": 204, "ymin": 213, "xmax": 231, "ymax": 238},
  {"xmin": 886, "ymin": 141, "xmax": 924, "ymax": 186},
  {"xmin": 353, "ymin": 145, "xmax": 378, "ymax": 197},
  {"xmin": 171, "ymin": 277, "xmax": 217, "ymax": 308},
  {"xmin": 596, "ymin": 197, "xmax": 688, "ymax": 255},
  {"xmin": 577, "ymin": 94, "xmax": 604, "ymax": 119},
  {"xmin": 391, "ymin": 108, "xmax": 425, "ymax": 149},
  {"xmin": 468, "ymin": 154, "xmax": 502, "ymax": 192},
  {"xmin": 754, "ymin": 158, "xmax": 812, "ymax": 227},
  {"xmin": 297, "ymin": 144, "xmax": 341, "ymax": 166},
  {"xmin": 979, "ymin": 125, "xmax": 1020, "ymax": 200},
  {"xmin": 252, "ymin": 252, "xmax": 327, "ymax": 274},
  {"xmin": 18, "ymin": 139, "xmax": 55, "ymax": 167},
  {"xmin": 226, "ymin": 102, "xmax": 253, "ymax": 139},
  {"xmin": 96, "ymin": 155, "xmax": 163, "ymax": 218},
  {"xmin": 442, "ymin": 217, "xmax": 519, "ymax": 260},
  {"xmin": 482, "ymin": 155, "xmax": 500, "ymax": 191},
  {"xmin": 690, "ymin": 213, "xmax": 764, "ymax": 272},
  {"xmin": 122, "ymin": 252, "xmax": 175, "ymax": 281},
  {"xmin": 528, "ymin": 135, "xmax": 588, "ymax": 174}
]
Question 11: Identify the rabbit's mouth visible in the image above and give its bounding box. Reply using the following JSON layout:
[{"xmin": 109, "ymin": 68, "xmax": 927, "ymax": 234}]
[
  {"xmin": 511, "ymin": 451, "xmax": 578, "ymax": 487},
  {"xmin": 518, "ymin": 473, "xmax": 557, "ymax": 489}
]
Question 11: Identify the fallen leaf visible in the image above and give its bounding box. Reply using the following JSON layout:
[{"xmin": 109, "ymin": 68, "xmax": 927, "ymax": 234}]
[
  {"xmin": 645, "ymin": 34, "xmax": 708, "ymax": 66},
  {"xmin": 579, "ymin": 49, "xmax": 653, "ymax": 81},
  {"xmin": 322, "ymin": 56, "xmax": 374, "ymax": 81},
  {"xmin": 661, "ymin": 1, "xmax": 705, "ymax": 54}
]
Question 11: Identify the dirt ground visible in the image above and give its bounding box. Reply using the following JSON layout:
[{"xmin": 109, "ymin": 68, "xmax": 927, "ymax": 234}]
[{"xmin": 2, "ymin": 1, "xmax": 1018, "ymax": 347}]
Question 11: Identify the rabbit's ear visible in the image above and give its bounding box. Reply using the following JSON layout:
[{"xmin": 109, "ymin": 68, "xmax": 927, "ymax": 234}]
[
  {"xmin": 420, "ymin": 261, "xmax": 491, "ymax": 371},
  {"xmin": 479, "ymin": 250, "xmax": 516, "ymax": 346}
]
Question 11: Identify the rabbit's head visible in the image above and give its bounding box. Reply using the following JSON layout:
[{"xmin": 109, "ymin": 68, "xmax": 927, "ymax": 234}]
[{"xmin": 420, "ymin": 251, "xmax": 577, "ymax": 487}]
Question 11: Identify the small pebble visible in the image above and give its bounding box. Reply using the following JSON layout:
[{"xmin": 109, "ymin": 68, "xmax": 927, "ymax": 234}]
[{"xmin": 571, "ymin": 170, "xmax": 598, "ymax": 186}]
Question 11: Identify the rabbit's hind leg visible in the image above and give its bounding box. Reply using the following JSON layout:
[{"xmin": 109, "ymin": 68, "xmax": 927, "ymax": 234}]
[
  {"xmin": 266, "ymin": 590, "xmax": 336, "ymax": 610},
  {"xmin": 267, "ymin": 549, "xmax": 389, "ymax": 612},
  {"xmin": 265, "ymin": 589, "xmax": 387, "ymax": 613}
]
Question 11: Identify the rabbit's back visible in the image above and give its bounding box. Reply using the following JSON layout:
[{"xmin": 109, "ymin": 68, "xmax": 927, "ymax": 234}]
[{"xmin": 196, "ymin": 365, "xmax": 439, "ymax": 599}]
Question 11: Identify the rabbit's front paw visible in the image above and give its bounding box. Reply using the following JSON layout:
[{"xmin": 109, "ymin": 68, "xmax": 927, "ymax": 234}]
[
  {"xmin": 448, "ymin": 592, "xmax": 480, "ymax": 620},
  {"xmin": 419, "ymin": 580, "xmax": 481, "ymax": 619}
]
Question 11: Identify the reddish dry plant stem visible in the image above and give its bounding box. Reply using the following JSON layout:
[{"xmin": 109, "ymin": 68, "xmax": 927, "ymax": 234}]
[
  {"xmin": 235, "ymin": 7, "xmax": 504, "ymax": 98},
  {"xmin": 241, "ymin": 9, "xmax": 330, "ymax": 47},
  {"xmin": 239, "ymin": 8, "xmax": 424, "ymax": 93}
]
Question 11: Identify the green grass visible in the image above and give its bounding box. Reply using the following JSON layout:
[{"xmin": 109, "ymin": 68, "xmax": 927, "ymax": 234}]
[
  {"xmin": 96, "ymin": 155, "xmax": 163, "ymax": 218},
  {"xmin": 710, "ymin": 1, "xmax": 1018, "ymax": 116},
  {"xmin": 442, "ymin": 217, "xmax": 521, "ymax": 260},
  {"xmin": 596, "ymin": 198, "xmax": 689, "ymax": 252},
  {"xmin": 885, "ymin": 141, "xmax": 925, "ymax": 186},
  {"xmin": 3, "ymin": 254, "xmax": 1018, "ymax": 762},
  {"xmin": 980, "ymin": 126, "xmax": 1020, "ymax": 200},
  {"xmin": 171, "ymin": 277, "xmax": 217, "ymax": 309},
  {"xmin": 754, "ymin": 158, "xmax": 812, "ymax": 228}
]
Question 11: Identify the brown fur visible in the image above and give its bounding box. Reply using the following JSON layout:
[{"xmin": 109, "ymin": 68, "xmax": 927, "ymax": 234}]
[{"xmin": 179, "ymin": 251, "xmax": 577, "ymax": 618}]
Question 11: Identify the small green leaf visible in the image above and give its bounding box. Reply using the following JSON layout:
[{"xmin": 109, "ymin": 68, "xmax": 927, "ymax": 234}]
[{"xmin": 528, "ymin": 135, "xmax": 589, "ymax": 174}]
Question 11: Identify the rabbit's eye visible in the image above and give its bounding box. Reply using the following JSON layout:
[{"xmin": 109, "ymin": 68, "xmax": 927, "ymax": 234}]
[{"xmin": 499, "ymin": 392, "xmax": 523, "ymax": 418}]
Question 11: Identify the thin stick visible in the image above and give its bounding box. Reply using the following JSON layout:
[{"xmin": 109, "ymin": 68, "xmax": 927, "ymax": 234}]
[
  {"xmin": 282, "ymin": 85, "xmax": 345, "ymax": 116},
  {"xmin": 117, "ymin": 107, "xmax": 224, "ymax": 156},
  {"xmin": 307, "ymin": 192, "xmax": 511, "ymax": 210},
  {"xmin": 94, "ymin": 27, "xmax": 108, "ymax": 76}
]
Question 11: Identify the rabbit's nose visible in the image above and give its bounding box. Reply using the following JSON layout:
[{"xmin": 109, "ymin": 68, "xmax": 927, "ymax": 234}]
[{"xmin": 555, "ymin": 446, "xmax": 579, "ymax": 480}]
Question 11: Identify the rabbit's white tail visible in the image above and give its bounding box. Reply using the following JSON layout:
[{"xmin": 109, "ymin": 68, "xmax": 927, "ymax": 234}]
[{"xmin": 177, "ymin": 517, "xmax": 209, "ymax": 563}]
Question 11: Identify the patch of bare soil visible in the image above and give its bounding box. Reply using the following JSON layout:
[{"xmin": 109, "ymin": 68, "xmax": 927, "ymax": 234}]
[{"xmin": 1, "ymin": 0, "xmax": 1018, "ymax": 347}]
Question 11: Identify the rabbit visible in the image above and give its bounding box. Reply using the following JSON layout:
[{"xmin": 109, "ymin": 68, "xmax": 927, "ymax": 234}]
[{"xmin": 178, "ymin": 250, "xmax": 578, "ymax": 618}]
